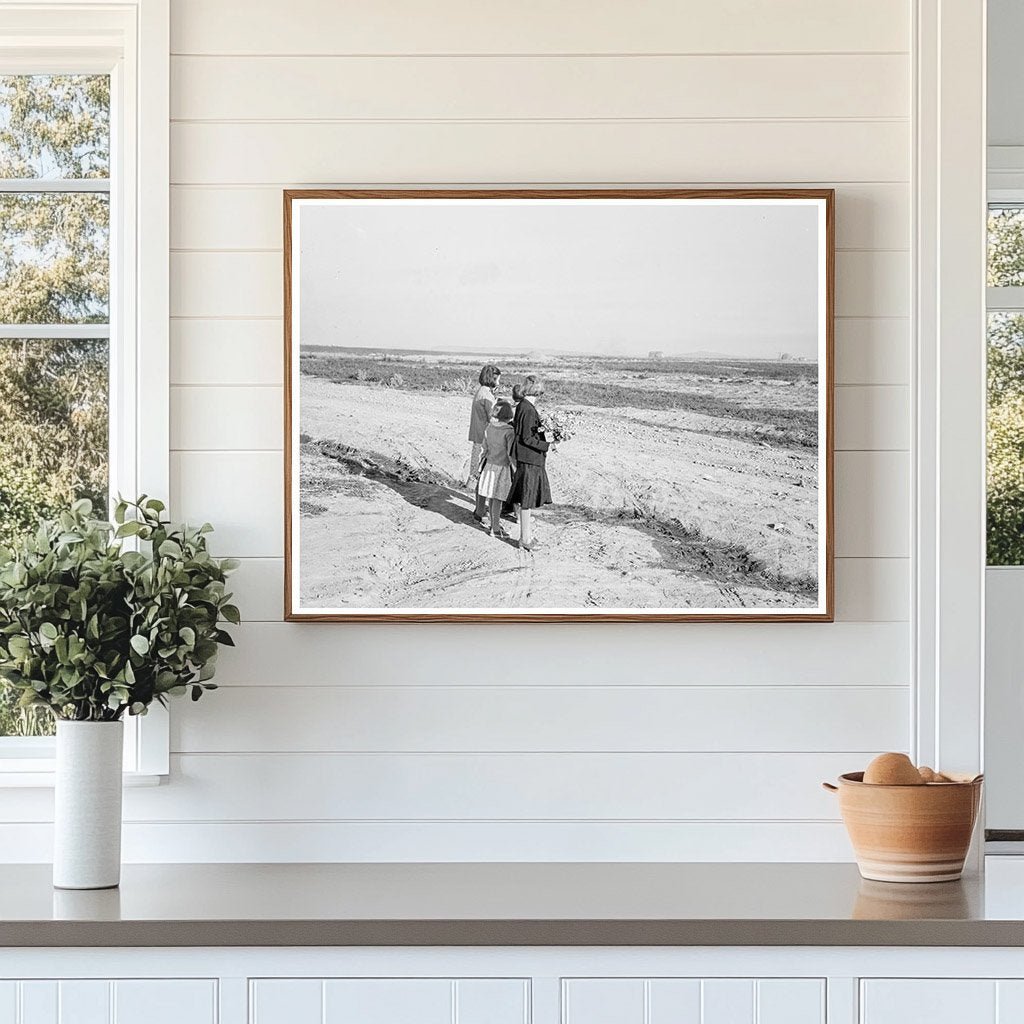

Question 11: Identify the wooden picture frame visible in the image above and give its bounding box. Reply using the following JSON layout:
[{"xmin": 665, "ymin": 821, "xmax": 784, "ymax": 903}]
[{"xmin": 284, "ymin": 188, "xmax": 834, "ymax": 622}]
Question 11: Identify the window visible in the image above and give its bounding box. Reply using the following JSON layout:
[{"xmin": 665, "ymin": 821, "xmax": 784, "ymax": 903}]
[
  {"xmin": 0, "ymin": 3, "xmax": 169, "ymax": 777},
  {"xmin": 987, "ymin": 205, "xmax": 1024, "ymax": 565},
  {"xmin": 0, "ymin": 74, "xmax": 111, "ymax": 738}
]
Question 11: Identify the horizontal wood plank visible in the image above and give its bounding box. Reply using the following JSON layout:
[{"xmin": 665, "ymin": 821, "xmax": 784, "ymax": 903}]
[
  {"xmin": 170, "ymin": 450, "xmax": 283, "ymax": 557},
  {"xmin": 170, "ymin": 121, "xmax": 909, "ymax": 185},
  {"xmin": 225, "ymin": 555, "xmax": 909, "ymax": 624},
  {"xmin": 170, "ymin": 0, "xmax": 910, "ymax": 56},
  {"xmin": 171, "ymin": 252, "xmax": 280, "ymax": 317},
  {"xmin": 210, "ymin": 620, "xmax": 909, "ymax": 686},
  {"xmin": 833, "ymin": 558, "xmax": 909, "ymax": 621},
  {"xmin": 834, "ymin": 451, "xmax": 909, "ymax": 557},
  {"xmin": 834, "ymin": 319, "xmax": 909, "ymax": 385},
  {"xmin": 170, "ymin": 319, "xmax": 284, "ymax": 386},
  {"xmin": 835, "ymin": 251, "xmax": 909, "ymax": 318},
  {"xmin": 171, "ymin": 385, "xmax": 282, "ymax": 450},
  {"xmin": 117, "ymin": 751, "xmax": 873, "ymax": 820},
  {"xmin": 0, "ymin": 820, "xmax": 856, "ymax": 862},
  {"xmin": 170, "ymin": 683, "xmax": 909, "ymax": 753},
  {"xmin": 834, "ymin": 385, "xmax": 909, "ymax": 451},
  {"xmin": 171, "ymin": 183, "xmax": 909, "ymax": 251},
  {"xmin": 171, "ymin": 54, "xmax": 909, "ymax": 121}
]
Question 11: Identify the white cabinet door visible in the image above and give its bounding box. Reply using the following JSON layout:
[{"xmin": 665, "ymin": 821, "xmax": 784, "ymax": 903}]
[
  {"xmin": 861, "ymin": 980, "xmax": 1024, "ymax": 1024},
  {"xmin": 562, "ymin": 978, "xmax": 825, "ymax": 1024},
  {"xmin": 249, "ymin": 978, "xmax": 528, "ymax": 1024},
  {"xmin": 0, "ymin": 980, "xmax": 216, "ymax": 1024}
]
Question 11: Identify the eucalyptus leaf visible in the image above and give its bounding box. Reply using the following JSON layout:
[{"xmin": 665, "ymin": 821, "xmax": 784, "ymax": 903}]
[
  {"xmin": 0, "ymin": 496, "xmax": 238, "ymax": 722},
  {"xmin": 158, "ymin": 539, "xmax": 183, "ymax": 559}
]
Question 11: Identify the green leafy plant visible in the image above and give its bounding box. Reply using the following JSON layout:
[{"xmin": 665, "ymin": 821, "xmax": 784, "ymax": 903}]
[{"xmin": 0, "ymin": 496, "xmax": 239, "ymax": 722}]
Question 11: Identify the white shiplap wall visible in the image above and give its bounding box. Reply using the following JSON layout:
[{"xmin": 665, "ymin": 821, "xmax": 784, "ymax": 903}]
[{"xmin": 3, "ymin": 0, "xmax": 915, "ymax": 862}]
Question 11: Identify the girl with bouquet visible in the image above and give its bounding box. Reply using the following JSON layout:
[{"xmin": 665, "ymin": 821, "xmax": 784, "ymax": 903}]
[{"xmin": 509, "ymin": 376, "xmax": 552, "ymax": 552}]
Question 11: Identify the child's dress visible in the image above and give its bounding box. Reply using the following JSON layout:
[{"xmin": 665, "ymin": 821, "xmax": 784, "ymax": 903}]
[{"xmin": 477, "ymin": 420, "xmax": 515, "ymax": 501}]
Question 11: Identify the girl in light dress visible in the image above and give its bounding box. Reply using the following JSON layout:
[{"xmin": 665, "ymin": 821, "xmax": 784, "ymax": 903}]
[
  {"xmin": 476, "ymin": 399, "xmax": 517, "ymax": 539},
  {"xmin": 466, "ymin": 364, "xmax": 502, "ymax": 525}
]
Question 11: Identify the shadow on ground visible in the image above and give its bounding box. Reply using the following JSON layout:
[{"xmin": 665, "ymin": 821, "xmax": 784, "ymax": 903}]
[{"xmin": 301, "ymin": 436, "xmax": 817, "ymax": 604}]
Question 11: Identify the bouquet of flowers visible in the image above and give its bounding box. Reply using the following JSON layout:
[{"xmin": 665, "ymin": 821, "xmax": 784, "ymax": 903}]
[{"xmin": 539, "ymin": 409, "xmax": 578, "ymax": 449}]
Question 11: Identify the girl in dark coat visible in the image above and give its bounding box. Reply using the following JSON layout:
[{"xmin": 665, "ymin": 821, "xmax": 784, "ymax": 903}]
[{"xmin": 508, "ymin": 376, "xmax": 551, "ymax": 551}]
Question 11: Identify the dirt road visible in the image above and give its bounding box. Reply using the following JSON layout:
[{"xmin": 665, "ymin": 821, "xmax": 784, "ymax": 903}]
[{"xmin": 297, "ymin": 376, "xmax": 819, "ymax": 611}]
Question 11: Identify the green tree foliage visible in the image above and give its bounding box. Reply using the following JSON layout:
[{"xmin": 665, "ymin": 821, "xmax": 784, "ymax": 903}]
[
  {"xmin": 0, "ymin": 338, "xmax": 108, "ymax": 526},
  {"xmin": 0, "ymin": 75, "xmax": 109, "ymax": 179},
  {"xmin": 988, "ymin": 209, "xmax": 1024, "ymax": 565},
  {"xmin": 989, "ymin": 208, "xmax": 1024, "ymax": 288},
  {"xmin": 0, "ymin": 76, "xmax": 109, "ymax": 325},
  {"xmin": 0, "ymin": 76, "xmax": 110, "ymax": 735},
  {"xmin": 988, "ymin": 391, "xmax": 1024, "ymax": 565}
]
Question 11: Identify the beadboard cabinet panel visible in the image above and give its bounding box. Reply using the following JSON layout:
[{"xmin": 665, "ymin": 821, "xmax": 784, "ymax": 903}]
[
  {"xmin": 249, "ymin": 979, "xmax": 528, "ymax": 1024},
  {"xmin": 562, "ymin": 978, "xmax": 825, "ymax": 1024},
  {"xmin": 860, "ymin": 980, "xmax": 997, "ymax": 1023},
  {"xmin": 0, "ymin": 981, "xmax": 217, "ymax": 1024}
]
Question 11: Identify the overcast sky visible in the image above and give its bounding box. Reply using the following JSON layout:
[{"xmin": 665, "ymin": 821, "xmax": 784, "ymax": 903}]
[{"xmin": 297, "ymin": 199, "xmax": 822, "ymax": 359}]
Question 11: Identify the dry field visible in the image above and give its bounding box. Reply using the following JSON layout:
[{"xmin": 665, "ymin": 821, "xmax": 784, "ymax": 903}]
[{"xmin": 295, "ymin": 348, "xmax": 820, "ymax": 612}]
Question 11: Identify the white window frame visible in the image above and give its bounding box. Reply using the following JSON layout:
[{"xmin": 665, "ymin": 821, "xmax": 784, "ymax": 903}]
[
  {"xmin": 0, "ymin": 0, "xmax": 169, "ymax": 784},
  {"xmin": 983, "ymin": 182, "xmax": 1024, "ymax": 839}
]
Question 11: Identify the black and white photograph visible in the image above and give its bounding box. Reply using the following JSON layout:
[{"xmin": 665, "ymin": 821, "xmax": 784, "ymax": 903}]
[{"xmin": 285, "ymin": 190, "xmax": 833, "ymax": 621}]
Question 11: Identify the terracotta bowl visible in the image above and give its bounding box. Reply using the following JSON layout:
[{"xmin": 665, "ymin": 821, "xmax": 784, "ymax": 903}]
[{"xmin": 823, "ymin": 772, "xmax": 983, "ymax": 883}]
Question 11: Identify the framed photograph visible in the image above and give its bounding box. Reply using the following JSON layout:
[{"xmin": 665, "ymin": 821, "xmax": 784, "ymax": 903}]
[{"xmin": 284, "ymin": 189, "xmax": 834, "ymax": 622}]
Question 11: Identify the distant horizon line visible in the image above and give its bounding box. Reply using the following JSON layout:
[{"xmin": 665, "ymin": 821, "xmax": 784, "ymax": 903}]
[{"xmin": 299, "ymin": 342, "xmax": 819, "ymax": 361}]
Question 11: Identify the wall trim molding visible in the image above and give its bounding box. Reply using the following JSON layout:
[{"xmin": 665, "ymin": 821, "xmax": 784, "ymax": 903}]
[{"xmin": 913, "ymin": 0, "xmax": 987, "ymax": 783}]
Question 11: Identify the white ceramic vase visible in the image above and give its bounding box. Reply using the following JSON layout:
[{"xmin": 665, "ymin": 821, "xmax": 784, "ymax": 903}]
[{"xmin": 53, "ymin": 720, "xmax": 124, "ymax": 890}]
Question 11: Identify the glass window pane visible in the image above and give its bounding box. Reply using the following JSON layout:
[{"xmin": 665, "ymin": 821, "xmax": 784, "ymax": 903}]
[
  {"xmin": 0, "ymin": 192, "xmax": 108, "ymax": 324},
  {"xmin": 0, "ymin": 74, "xmax": 109, "ymax": 179},
  {"xmin": 988, "ymin": 312, "xmax": 1024, "ymax": 565},
  {"xmin": 0, "ymin": 337, "xmax": 109, "ymax": 533},
  {"xmin": 0, "ymin": 338, "xmax": 108, "ymax": 738},
  {"xmin": 989, "ymin": 206, "xmax": 1024, "ymax": 288}
]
